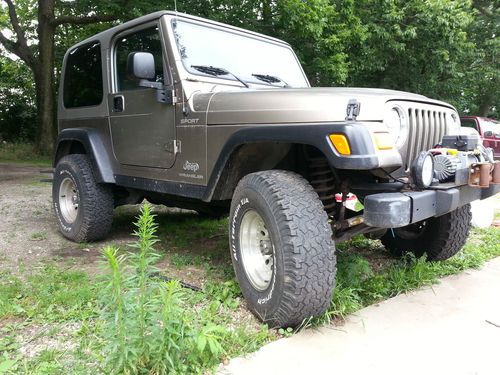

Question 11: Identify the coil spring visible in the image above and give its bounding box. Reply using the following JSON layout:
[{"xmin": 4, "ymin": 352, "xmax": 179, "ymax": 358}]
[{"xmin": 307, "ymin": 156, "xmax": 337, "ymax": 217}]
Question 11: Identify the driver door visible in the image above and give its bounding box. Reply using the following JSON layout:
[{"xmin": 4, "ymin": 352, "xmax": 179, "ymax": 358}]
[{"xmin": 109, "ymin": 24, "xmax": 176, "ymax": 169}]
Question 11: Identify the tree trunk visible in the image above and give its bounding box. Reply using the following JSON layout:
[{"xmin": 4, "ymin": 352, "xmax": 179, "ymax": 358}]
[
  {"xmin": 36, "ymin": 0, "xmax": 56, "ymax": 155},
  {"xmin": 262, "ymin": 1, "xmax": 273, "ymax": 27},
  {"xmin": 477, "ymin": 89, "xmax": 495, "ymax": 117}
]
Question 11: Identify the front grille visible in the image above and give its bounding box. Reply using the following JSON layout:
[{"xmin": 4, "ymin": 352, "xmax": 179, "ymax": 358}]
[{"xmin": 404, "ymin": 106, "xmax": 449, "ymax": 169}]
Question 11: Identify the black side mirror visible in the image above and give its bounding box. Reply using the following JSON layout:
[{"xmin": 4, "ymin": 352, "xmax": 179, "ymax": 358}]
[
  {"xmin": 125, "ymin": 51, "xmax": 172, "ymax": 104},
  {"xmin": 484, "ymin": 131, "xmax": 493, "ymax": 137},
  {"xmin": 127, "ymin": 52, "xmax": 155, "ymax": 80}
]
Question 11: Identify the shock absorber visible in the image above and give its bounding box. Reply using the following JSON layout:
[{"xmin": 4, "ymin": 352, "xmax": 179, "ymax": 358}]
[{"xmin": 306, "ymin": 156, "xmax": 337, "ymax": 217}]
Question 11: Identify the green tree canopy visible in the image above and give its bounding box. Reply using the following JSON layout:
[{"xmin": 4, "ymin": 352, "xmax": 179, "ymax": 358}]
[{"xmin": 0, "ymin": 0, "xmax": 497, "ymax": 146}]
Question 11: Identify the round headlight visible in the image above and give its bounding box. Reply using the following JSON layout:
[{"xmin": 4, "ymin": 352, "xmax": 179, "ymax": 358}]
[
  {"xmin": 412, "ymin": 151, "xmax": 435, "ymax": 188},
  {"xmin": 384, "ymin": 106, "xmax": 408, "ymax": 147}
]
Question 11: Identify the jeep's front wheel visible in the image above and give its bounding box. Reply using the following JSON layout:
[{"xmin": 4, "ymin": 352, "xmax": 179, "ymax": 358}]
[
  {"xmin": 53, "ymin": 154, "xmax": 114, "ymax": 242},
  {"xmin": 229, "ymin": 170, "xmax": 336, "ymax": 328},
  {"xmin": 381, "ymin": 204, "xmax": 472, "ymax": 261}
]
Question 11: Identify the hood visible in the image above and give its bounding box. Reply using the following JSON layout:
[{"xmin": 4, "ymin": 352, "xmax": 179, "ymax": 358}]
[{"xmin": 200, "ymin": 87, "xmax": 455, "ymax": 125}]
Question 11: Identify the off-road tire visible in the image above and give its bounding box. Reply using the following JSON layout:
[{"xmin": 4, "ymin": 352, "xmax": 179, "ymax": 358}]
[
  {"xmin": 229, "ymin": 170, "xmax": 336, "ymax": 328},
  {"xmin": 53, "ymin": 154, "xmax": 114, "ymax": 242},
  {"xmin": 381, "ymin": 204, "xmax": 472, "ymax": 261}
]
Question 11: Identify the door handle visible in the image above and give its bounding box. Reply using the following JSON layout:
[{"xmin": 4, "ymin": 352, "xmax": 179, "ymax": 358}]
[{"xmin": 113, "ymin": 95, "xmax": 125, "ymax": 112}]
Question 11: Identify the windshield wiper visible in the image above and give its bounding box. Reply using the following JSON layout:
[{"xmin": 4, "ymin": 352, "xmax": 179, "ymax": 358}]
[
  {"xmin": 191, "ymin": 65, "xmax": 250, "ymax": 88},
  {"xmin": 252, "ymin": 73, "xmax": 290, "ymax": 88}
]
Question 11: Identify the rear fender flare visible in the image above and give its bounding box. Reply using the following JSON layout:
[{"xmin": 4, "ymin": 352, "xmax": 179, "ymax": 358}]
[{"xmin": 54, "ymin": 128, "xmax": 115, "ymax": 183}]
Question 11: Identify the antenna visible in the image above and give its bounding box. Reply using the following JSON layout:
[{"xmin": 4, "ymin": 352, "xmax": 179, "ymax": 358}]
[{"xmin": 174, "ymin": 0, "xmax": 178, "ymax": 15}]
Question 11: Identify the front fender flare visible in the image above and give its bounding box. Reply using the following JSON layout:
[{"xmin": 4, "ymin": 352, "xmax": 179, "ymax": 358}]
[{"xmin": 203, "ymin": 122, "xmax": 401, "ymax": 201}]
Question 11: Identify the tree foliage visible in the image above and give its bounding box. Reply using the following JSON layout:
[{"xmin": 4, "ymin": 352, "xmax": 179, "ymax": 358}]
[
  {"xmin": 0, "ymin": 55, "xmax": 36, "ymax": 141},
  {"xmin": 0, "ymin": 0, "xmax": 498, "ymax": 145}
]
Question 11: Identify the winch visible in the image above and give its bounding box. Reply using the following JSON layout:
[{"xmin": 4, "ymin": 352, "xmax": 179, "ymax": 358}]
[{"xmin": 411, "ymin": 134, "xmax": 500, "ymax": 189}]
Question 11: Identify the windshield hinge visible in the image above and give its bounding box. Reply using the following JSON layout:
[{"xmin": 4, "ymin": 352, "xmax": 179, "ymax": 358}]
[
  {"xmin": 345, "ymin": 99, "xmax": 361, "ymax": 121},
  {"xmin": 157, "ymin": 88, "xmax": 176, "ymax": 105}
]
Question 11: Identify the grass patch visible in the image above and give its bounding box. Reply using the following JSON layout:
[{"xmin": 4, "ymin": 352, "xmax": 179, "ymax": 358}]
[
  {"xmin": 0, "ymin": 142, "xmax": 50, "ymax": 166},
  {"xmin": 0, "ymin": 206, "xmax": 271, "ymax": 374},
  {"xmin": 0, "ymin": 204, "xmax": 498, "ymax": 372},
  {"xmin": 29, "ymin": 232, "xmax": 47, "ymax": 241},
  {"xmin": 320, "ymin": 227, "xmax": 500, "ymax": 324}
]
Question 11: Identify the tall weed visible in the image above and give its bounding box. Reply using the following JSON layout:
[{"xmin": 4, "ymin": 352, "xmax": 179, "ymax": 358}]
[{"xmin": 99, "ymin": 203, "xmax": 225, "ymax": 374}]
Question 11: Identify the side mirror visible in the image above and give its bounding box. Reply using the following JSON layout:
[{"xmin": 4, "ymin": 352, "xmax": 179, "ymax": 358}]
[
  {"xmin": 484, "ymin": 131, "xmax": 493, "ymax": 137},
  {"xmin": 127, "ymin": 52, "xmax": 155, "ymax": 80},
  {"xmin": 125, "ymin": 51, "xmax": 172, "ymax": 104}
]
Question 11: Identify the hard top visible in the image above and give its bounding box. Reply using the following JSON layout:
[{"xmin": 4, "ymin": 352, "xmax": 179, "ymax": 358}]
[{"xmin": 67, "ymin": 11, "xmax": 291, "ymax": 51}]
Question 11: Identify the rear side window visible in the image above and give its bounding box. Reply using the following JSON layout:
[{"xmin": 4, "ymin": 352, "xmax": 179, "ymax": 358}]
[{"xmin": 63, "ymin": 42, "xmax": 103, "ymax": 108}]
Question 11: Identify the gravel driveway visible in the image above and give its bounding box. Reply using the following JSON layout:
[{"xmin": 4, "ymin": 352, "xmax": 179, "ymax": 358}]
[{"xmin": 0, "ymin": 163, "xmax": 136, "ymax": 272}]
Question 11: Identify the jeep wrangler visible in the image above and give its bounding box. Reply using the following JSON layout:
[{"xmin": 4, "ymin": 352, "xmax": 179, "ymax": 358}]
[{"xmin": 54, "ymin": 11, "xmax": 500, "ymax": 328}]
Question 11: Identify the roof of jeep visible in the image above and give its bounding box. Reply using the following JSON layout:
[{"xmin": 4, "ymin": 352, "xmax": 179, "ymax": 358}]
[{"xmin": 67, "ymin": 11, "xmax": 291, "ymax": 51}]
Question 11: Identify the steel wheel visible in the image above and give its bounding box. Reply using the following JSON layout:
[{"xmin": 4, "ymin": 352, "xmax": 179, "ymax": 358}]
[
  {"xmin": 239, "ymin": 209, "xmax": 274, "ymax": 291},
  {"xmin": 59, "ymin": 177, "xmax": 79, "ymax": 224}
]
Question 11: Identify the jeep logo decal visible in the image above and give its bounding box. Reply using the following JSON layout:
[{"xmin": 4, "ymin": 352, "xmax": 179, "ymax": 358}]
[{"xmin": 183, "ymin": 160, "xmax": 200, "ymax": 172}]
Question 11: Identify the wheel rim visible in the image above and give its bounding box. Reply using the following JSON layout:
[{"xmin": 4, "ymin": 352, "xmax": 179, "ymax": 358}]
[
  {"xmin": 59, "ymin": 177, "xmax": 79, "ymax": 224},
  {"xmin": 239, "ymin": 210, "xmax": 274, "ymax": 291}
]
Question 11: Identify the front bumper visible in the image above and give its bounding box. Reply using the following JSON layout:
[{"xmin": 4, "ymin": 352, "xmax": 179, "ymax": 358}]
[{"xmin": 363, "ymin": 184, "xmax": 500, "ymax": 228}]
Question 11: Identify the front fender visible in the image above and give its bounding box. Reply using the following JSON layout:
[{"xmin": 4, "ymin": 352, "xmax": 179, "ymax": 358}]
[{"xmin": 204, "ymin": 122, "xmax": 402, "ymax": 201}]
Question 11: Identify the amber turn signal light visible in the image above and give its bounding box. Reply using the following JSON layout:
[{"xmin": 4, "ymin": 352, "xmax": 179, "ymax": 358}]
[{"xmin": 329, "ymin": 134, "xmax": 351, "ymax": 155}]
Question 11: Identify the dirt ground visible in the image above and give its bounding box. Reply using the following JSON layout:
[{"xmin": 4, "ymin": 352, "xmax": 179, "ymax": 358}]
[
  {"xmin": 0, "ymin": 163, "xmax": 204, "ymax": 281},
  {"xmin": 1, "ymin": 162, "xmax": 498, "ymax": 276}
]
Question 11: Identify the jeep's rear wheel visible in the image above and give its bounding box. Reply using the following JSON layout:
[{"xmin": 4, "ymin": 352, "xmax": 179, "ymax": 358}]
[
  {"xmin": 381, "ymin": 204, "xmax": 472, "ymax": 261},
  {"xmin": 53, "ymin": 154, "xmax": 114, "ymax": 242},
  {"xmin": 229, "ymin": 170, "xmax": 336, "ymax": 328}
]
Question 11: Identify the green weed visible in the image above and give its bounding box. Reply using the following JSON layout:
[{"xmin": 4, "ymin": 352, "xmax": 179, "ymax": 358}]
[
  {"xmin": 204, "ymin": 280, "xmax": 242, "ymax": 310},
  {"xmin": 99, "ymin": 203, "xmax": 227, "ymax": 374},
  {"xmin": 30, "ymin": 232, "xmax": 47, "ymax": 241}
]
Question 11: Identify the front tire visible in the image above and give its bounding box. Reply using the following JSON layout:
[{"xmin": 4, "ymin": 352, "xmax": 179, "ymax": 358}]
[
  {"xmin": 229, "ymin": 170, "xmax": 336, "ymax": 328},
  {"xmin": 53, "ymin": 154, "xmax": 114, "ymax": 242},
  {"xmin": 381, "ymin": 204, "xmax": 472, "ymax": 261}
]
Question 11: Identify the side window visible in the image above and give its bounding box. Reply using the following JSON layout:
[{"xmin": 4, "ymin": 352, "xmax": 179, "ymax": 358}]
[
  {"xmin": 115, "ymin": 27, "xmax": 165, "ymax": 91},
  {"xmin": 63, "ymin": 42, "xmax": 103, "ymax": 108},
  {"xmin": 460, "ymin": 119, "xmax": 478, "ymax": 130}
]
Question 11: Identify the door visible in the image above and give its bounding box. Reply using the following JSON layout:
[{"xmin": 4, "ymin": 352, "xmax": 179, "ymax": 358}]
[{"xmin": 109, "ymin": 25, "xmax": 176, "ymax": 169}]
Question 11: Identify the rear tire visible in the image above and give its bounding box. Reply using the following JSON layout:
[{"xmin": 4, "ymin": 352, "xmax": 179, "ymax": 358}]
[
  {"xmin": 53, "ymin": 154, "xmax": 114, "ymax": 242},
  {"xmin": 229, "ymin": 170, "xmax": 336, "ymax": 328},
  {"xmin": 381, "ymin": 204, "xmax": 472, "ymax": 261}
]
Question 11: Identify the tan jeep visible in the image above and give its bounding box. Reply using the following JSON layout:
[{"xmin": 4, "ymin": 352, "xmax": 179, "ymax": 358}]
[{"xmin": 53, "ymin": 11, "xmax": 500, "ymax": 327}]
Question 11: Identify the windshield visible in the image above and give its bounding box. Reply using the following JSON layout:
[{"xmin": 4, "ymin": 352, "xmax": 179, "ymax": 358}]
[{"xmin": 172, "ymin": 20, "xmax": 309, "ymax": 88}]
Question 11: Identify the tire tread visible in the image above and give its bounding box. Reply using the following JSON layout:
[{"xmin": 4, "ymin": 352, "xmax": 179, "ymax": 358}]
[{"xmin": 234, "ymin": 170, "xmax": 336, "ymax": 327}]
